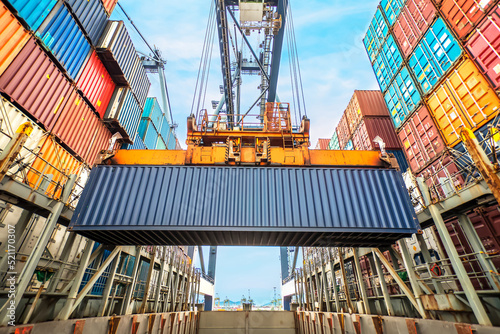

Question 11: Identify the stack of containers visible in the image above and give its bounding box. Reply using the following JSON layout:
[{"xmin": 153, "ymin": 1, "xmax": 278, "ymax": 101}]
[
  {"xmin": 0, "ymin": 0, "xmax": 150, "ymax": 198},
  {"xmin": 328, "ymin": 131, "xmax": 340, "ymax": 150},
  {"xmin": 315, "ymin": 139, "xmax": 330, "ymax": 150},
  {"xmin": 136, "ymin": 97, "xmax": 172, "ymax": 150},
  {"xmin": 364, "ymin": 0, "xmax": 500, "ymax": 201}
]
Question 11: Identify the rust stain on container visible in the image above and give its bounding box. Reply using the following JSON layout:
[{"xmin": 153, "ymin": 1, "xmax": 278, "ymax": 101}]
[
  {"xmin": 0, "ymin": 38, "xmax": 72, "ymax": 131},
  {"xmin": 0, "ymin": 4, "xmax": 30, "ymax": 77}
]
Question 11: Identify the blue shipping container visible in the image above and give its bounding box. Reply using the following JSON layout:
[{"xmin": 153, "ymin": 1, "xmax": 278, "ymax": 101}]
[
  {"xmin": 384, "ymin": 66, "xmax": 421, "ymax": 129},
  {"xmin": 380, "ymin": 0, "xmax": 404, "ymax": 26},
  {"xmin": 65, "ymin": 0, "xmax": 108, "ymax": 46},
  {"xmin": 344, "ymin": 140, "xmax": 353, "ymax": 150},
  {"xmin": 8, "ymin": 0, "xmax": 57, "ymax": 31},
  {"xmin": 328, "ymin": 131, "xmax": 340, "ymax": 150},
  {"xmin": 142, "ymin": 97, "xmax": 163, "ymax": 130},
  {"xmin": 38, "ymin": 5, "xmax": 91, "ymax": 81},
  {"xmin": 364, "ymin": 7, "xmax": 388, "ymax": 64},
  {"xmin": 409, "ymin": 17, "xmax": 462, "ymax": 94},
  {"xmin": 373, "ymin": 34, "xmax": 403, "ymax": 92},
  {"xmin": 128, "ymin": 57, "xmax": 151, "ymax": 109},
  {"xmin": 388, "ymin": 149, "xmax": 409, "ymax": 172},
  {"xmin": 138, "ymin": 118, "xmax": 159, "ymax": 149},
  {"xmin": 156, "ymin": 136, "xmax": 166, "ymax": 150},
  {"xmin": 69, "ymin": 165, "xmax": 420, "ymax": 246},
  {"xmin": 122, "ymin": 132, "xmax": 147, "ymax": 150},
  {"xmin": 105, "ymin": 88, "xmax": 142, "ymax": 141}
]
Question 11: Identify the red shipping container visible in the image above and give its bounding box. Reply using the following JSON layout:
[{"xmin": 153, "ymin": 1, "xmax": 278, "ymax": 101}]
[
  {"xmin": 398, "ymin": 105, "xmax": 447, "ymax": 173},
  {"xmin": 315, "ymin": 138, "xmax": 330, "ymax": 150},
  {"xmin": 393, "ymin": 0, "xmax": 437, "ymax": 57},
  {"xmin": 85, "ymin": 121, "xmax": 112, "ymax": 166},
  {"xmin": 77, "ymin": 51, "xmax": 116, "ymax": 118},
  {"xmin": 101, "ymin": 0, "xmax": 119, "ymax": 16},
  {"xmin": 466, "ymin": 5, "xmax": 500, "ymax": 89},
  {"xmin": 337, "ymin": 113, "xmax": 351, "ymax": 149},
  {"xmin": 352, "ymin": 117, "xmax": 402, "ymax": 150},
  {"xmin": 438, "ymin": 0, "xmax": 496, "ymax": 39},
  {"xmin": 0, "ymin": 39, "xmax": 72, "ymax": 131},
  {"xmin": 417, "ymin": 152, "xmax": 465, "ymax": 202},
  {"xmin": 345, "ymin": 90, "xmax": 390, "ymax": 133}
]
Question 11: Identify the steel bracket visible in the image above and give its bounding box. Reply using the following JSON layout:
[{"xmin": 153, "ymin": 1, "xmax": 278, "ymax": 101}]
[
  {"xmin": 148, "ymin": 314, "xmax": 156, "ymax": 334},
  {"xmin": 108, "ymin": 317, "xmax": 120, "ymax": 334},
  {"xmin": 372, "ymin": 316, "xmax": 384, "ymax": 334},
  {"xmin": 74, "ymin": 320, "xmax": 85, "ymax": 334},
  {"xmin": 405, "ymin": 319, "xmax": 417, "ymax": 334}
]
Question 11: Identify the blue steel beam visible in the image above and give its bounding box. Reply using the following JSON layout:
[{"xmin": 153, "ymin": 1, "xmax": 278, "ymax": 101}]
[{"xmin": 267, "ymin": 0, "xmax": 287, "ymax": 103}]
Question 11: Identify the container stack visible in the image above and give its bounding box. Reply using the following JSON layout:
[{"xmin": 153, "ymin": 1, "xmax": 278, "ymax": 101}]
[
  {"xmin": 0, "ymin": 0, "xmax": 151, "ymax": 199},
  {"xmin": 364, "ymin": 0, "xmax": 500, "ymax": 201},
  {"xmin": 327, "ymin": 90, "xmax": 409, "ymax": 171},
  {"xmin": 315, "ymin": 138, "xmax": 330, "ymax": 150}
]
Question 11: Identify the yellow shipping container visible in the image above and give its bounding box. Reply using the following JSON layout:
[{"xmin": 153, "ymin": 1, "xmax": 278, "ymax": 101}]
[
  {"xmin": 27, "ymin": 136, "xmax": 83, "ymax": 200},
  {"xmin": 427, "ymin": 58, "xmax": 500, "ymax": 147},
  {"xmin": 0, "ymin": 4, "xmax": 30, "ymax": 76}
]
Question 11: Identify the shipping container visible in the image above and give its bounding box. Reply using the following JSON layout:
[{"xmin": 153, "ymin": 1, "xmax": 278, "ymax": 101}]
[
  {"xmin": 156, "ymin": 136, "xmax": 167, "ymax": 150},
  {"xmin": 398, "ymin": 105, "xmax": 447, "ymax": 173},
  {"xmin": 0, "ymin": 96, "xmax": 46, "ymax": 177},
  {"xmin": 315, "ymin": 138, "xmax": 330, "ymax": 150},
  {"xmin": 380, "ymin": 0, "xmax": 404, "ymax": 26},
  {"xmin": 364, "ymin": 7, "xmax": 389, "ymax": 64},
  {"xmin": 437, "ymin": 0, "xmax": 496, "ymax": 39},
  {"xmin": 392, "ymin": 0, "xmax": 436, "ymax": 58},
  {"xmin": 69, "ymin": 165, "xmax": 420, "ymax": 246},
  {"xmin": 337, "ymin": 113, "xmax": 351, "ymax": 149},
  {"xmin": 466, "ymin": 5, "xmax": 500, "ymax": 90},
  {"xmin": 96, "ymin": 20, "xmax": 137, "ymax": 86},
  {"xmin": 352, "ymin": 117, "xmax": 401, "ymax": 151},
  {"xmin": 0, "ymin": 4, "xmax": 30, "ymax": 76},
  {"xmin": 6, "ymin": 0, "xmax": 57, "ymax": 31},
  {"xmin": 384, "ymin": 66, "xmax": 421, "ymax": 129},
  {"xmin": 104, "ymin": 87, "xmax": 142, "ymax": 141},
  {"xmin": 143, "ymin": 97, "xmax": 164, "ymax": 131},
  {"xmin": 388, "ymin": 149, "xmax": 410, "ymax": 172},
  {"xmin": 77, "ymin": 51, "xmax": 115, "ymax": 118},
  {"xmin": 38, "ymin": 5, "xmax": 92, "ymax": 81},
  {"xmin": 417, "ymin": 151, "xmax": 465, "ymax": 202},
  {"xmin": 128, "ymin": 56, "xmax": 151, "ymax": 109},
  {"xmin": 409, "ymin": 17, "xmax": 462, "ymax": 94},
  {"xmin": 0, "ymin": 39, "xmax": 73, "ymax": 131},
  {"xmin": 138, "ymin": 118, "xmax": 159, "ymax": 150},
  {"xmin": 345, "ymin": 90, "xmax": 391, "ymax": 132},
  {"xmin": 65, "ymin": 0, "xmax": 107, "ymax": 46},
  {"xmin": 100, "ymin": 0, "xmax": 118, "ymax": 16},
  {"xmin": 427, "ymin": 58, "xmax": 500, "ymax": 147},
  {"xmin": 372, "ymin": 34, "xmax": 403, "ymax": 92},
  {"xmin": 122, "ymin": 132, "xmax": 146, "ymax": 150},
  {"xmin": 160, "ymin": 124, "xmax": 177, "ymax": 150},
  {"xmin": 453, "ymin": 118, "xmax": 500, "ymax": 162},
  {"xmin": 27, "ymin": 136, "xmax": 83, "ymax": 200},
  {"xmin": 344, "ymin": 139, "xmax": 354, "ymax": 150},
  {"xmin": 328, "ymin": 131, "xmax": 340, "ymax": 150}
]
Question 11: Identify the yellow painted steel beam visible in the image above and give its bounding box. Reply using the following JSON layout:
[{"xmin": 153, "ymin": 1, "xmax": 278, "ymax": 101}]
[{"xmin": 108, "ymin": 147, "xmax": 392, "ymax": 168}]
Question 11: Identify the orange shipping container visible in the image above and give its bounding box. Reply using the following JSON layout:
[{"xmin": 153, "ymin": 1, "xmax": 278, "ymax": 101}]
[
  {"xmin": 0, "ymin": 4, "xmax": 30, "ymax": 76},
  {"xmin": 27, "ymin": 136, "xmax": 82, "ymax": 200},
  {"xmin": 426, "ymin": 58, "xmax": 500, "ymax": 147}
]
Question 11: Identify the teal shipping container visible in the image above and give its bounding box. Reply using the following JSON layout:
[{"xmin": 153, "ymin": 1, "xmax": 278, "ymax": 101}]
[
  {"xmin": 380, "ymin": 0, "xmax": 404, "ymax": 26},
  {"xmin": 38, "ymin": 5, "xmax": 91, "ymax": 81},
  {"xmin": 138, "ymin": 118, "xmax": 159, "ymax": 149},
  {"xmin": 156, "ymin": 136, "xmax": 166, "ymax": 150},
  {"xmin": 408, "ymin": 17, "xmax": 462, "ymax": 94},
  {"xmin": 372, "ymin": 34, "xmax": 403, "ymax": 92},
  {"xmin": 363, "ymin": 7, "xmax": 388, "ymax": 64},
  {"xmin": 7, "ymin": 0, "xmax": 57, "ymax": 31},
  {"xmin": 384, "ymin": 66, "xmax": 421, "ymax": 129},
  {"xmin": 142, "ymin": 97, "xmax": 164, "ymax": 131},
  {"xmin": 328, "ymin": 131, "xmax": 340, "ymax": 150},
  {"xmin": 344, "ymin": 140, "xmax": 353, "ymax": 150}
]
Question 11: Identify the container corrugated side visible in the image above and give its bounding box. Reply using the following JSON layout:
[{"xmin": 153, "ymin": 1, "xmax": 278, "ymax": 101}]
[
  {"xmin": 65, "ymin": 0, "xmax": 107, "ymax": 46},
  {"xmin": 0, "ymin": 38, "xmax": 73, "ymax": 131},
  {"xmin": 69, "ymin": 165, "xmax": 420, "ymax": 246},
  {"xmin": 27, "ymin": 136, "xmax": 83, "ymax": 200},
  {"xmin": 159, "ymin": 114, "xmax": 171, "ymax": 140},
  {"xmin": 392, "ymin": 0, "xmax": 436, "ymax": 58},
  {"xmin": 0, "ymin": 96, "xmax": 46, "ymax": 177},
  {"xmin": 384, "ymin": 66, "xmax": 421, "ymax": 129},
  {"xmin": 101, "ymin": 0, "xmax": 118, "ymax": 16},
  {"xmin": 328, "ymin": 131, "xmax": 340, "ymax": 150},
  {"xmin": 398, "ymin": 105, "xmax": 446, "ymax": 174},
  {"xmin": 372, "ymin": 34, "xmax": 403, "ymax": 92},
  {"xmin": 0, "ymin": 4, "xmax": 30, "ymax": 77},
  {"xmin": 156, "ymin": 136, "xmax": 166, "ymax": 150},
  {"xmin": 336, "ymin": 113, "xmax": 351, "ymax": 149},
  {"xmin": 122, "ymin": 132, "xmax": 146, "ymax": 150},
  {"xmin": 346, "ymin": 90, "xmax": 391, "ymax": 132},
  {"xmin": 352, "ymin": 117, "xmax": 402, "ymax": 151},
  {"xmin": 96, "ymin": 20, "xmax": 137, "ymax": 85},
  {"xmin": 138, "ymin": 118, "xmax": 159, "ymax": 149},
  {"xmin": 427, "ymin": 58, "xmax": 500, "ymax": 147},
  {"xmin": 37, "ymin": 5, "xmax": 91, "ymax": 81},
  {"xmin": 76, "ymin": 51, "xmax": 115, "ymax": 118},
  {"xmin": 466, "ymin": 5, "xmax": 500, "ymax": 90},
  {"xmin": 388, "ymin": 149, "xmax": 409, "ymax": 172},
  {"xmin": 143, "ymin": 97, "xmax": 164, "ymax": 131},
  {"xmin": 104, "ymin": 88, "xmax": 142, "ymax": 141},
  {"xmin": 128, "ymin": 56, "xmax": 150, "ymax": 109},
  {"xmin": 315, "ymin": 138, "xmax": 330, "ymax": 150},
  {"xmin": 7, "ymin": 0, "xmax": 57, "ymax": 31},
  {"xmin": 363, "ymin": 7, "xmax": 389, "ymax": 64},
  {"xmin": 438, "ymin": 0, "xmax": 496, "ymax": 39},
  {"xmin": 380, "ymin": 0, "xmax": 404, "ymax": 26},
  {"xmin": 409, "ymin": 17, "xmax": 462, "ymax": 94}
]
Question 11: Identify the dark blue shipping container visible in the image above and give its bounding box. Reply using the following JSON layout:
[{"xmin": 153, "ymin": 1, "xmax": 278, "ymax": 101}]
[
  {"xmin": 409, "ymin": 17, "xmax": 462, "ymax": 94},
  {"xmin": 122, "ymin": 132, "xmax": 147, "ymax": 150},
  {"xmin": 38, "ymin": 5, "xmax": 91, "ymax": 81},
  {"xmin": 388, "ymin": 149, "xmax": 409, "ymax": 172},
  {"xmin": 69, "ymin": 165, "xmax": 420, "ymax": 246},
  {"xmin": 65, "ymin": 0, "xmax": 108, "ymax": 46}
]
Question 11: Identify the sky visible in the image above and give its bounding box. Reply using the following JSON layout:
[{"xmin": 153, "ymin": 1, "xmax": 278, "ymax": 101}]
[{"xmin": 111, "ymin": 0, "xmax": 380, "ymax": 305}]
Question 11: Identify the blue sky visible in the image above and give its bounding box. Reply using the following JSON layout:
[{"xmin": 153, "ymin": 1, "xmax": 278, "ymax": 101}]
[{"xmin": 112, "ymin": 0, "xmax": 380, "ymax": 304}]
